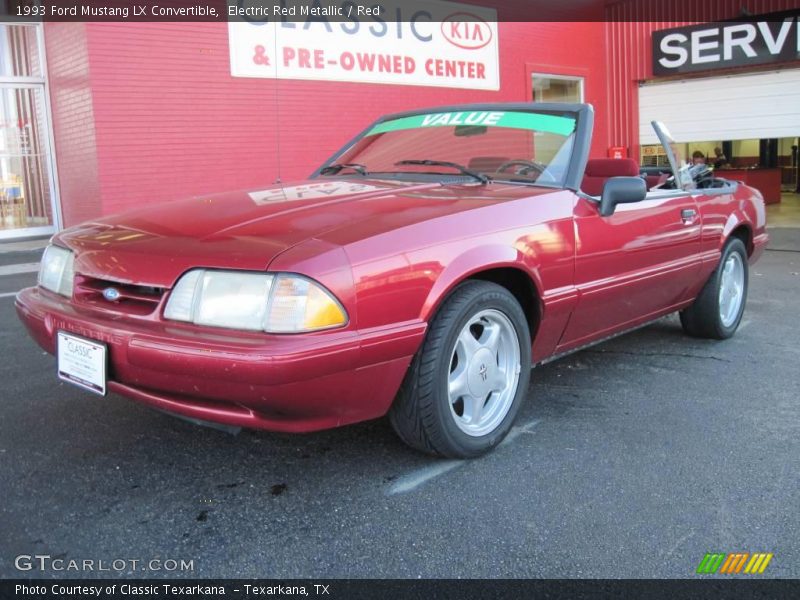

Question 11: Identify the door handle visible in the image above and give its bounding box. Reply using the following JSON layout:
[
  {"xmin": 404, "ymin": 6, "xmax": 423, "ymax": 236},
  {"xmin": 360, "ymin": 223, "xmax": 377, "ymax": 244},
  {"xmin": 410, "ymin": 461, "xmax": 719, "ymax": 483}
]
[{"xmin": 681, "ymin": 208, "xmax": 698, "ymax": 224}]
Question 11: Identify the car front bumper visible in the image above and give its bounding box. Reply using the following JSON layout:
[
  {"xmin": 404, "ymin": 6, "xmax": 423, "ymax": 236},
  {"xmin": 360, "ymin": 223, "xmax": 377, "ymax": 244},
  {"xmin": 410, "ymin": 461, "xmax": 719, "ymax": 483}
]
[{"xmin": 15, "ymin": 287, "xmax": 425, "ymax": 432}]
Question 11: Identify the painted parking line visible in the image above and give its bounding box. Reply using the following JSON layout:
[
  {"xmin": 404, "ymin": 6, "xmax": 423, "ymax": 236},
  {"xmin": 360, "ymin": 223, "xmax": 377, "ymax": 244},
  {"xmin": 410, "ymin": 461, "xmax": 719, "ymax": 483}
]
[
  {"xmin": 498, "ymin": 418, "xmax": 541, "ymax": 447},
  {"xmin": 0, "ymin": 291, "xmax": 19, "ymax": 299},
  {"xmin": 387, "ymin": 460, "xmax": 463, "ymax": 495},
  {"xmin": 387, "ymin": 419, "xmax": 541, "ymax": 495},
  {"xmin": 0, "ymin": 263, "xmax": 39, "ymax": 276}
]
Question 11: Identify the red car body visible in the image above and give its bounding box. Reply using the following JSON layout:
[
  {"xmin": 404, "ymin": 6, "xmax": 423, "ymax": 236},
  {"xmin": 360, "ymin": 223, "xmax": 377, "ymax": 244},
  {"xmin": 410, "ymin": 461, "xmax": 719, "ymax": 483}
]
[{"xmin": 15, "ymin": 104, "xmax": 768, "ymax": 434}]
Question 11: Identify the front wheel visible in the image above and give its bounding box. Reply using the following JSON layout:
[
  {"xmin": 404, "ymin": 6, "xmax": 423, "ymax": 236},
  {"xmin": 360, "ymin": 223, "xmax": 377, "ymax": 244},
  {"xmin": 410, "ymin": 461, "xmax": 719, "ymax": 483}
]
[
  {"xmin": 389, "ymin": 280, "xmax": 532, "ymax": 458},
  {"xmin": 680, "ymin": 237, "xmax": 749, "ymax": 340}
]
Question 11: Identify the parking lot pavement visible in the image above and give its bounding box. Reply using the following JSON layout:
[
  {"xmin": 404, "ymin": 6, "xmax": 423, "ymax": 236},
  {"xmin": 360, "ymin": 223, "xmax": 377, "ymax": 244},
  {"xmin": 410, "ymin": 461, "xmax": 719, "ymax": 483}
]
[
  {"xmin": 0, "ymin": 248, "xmax": 45, "ymax": 269},
  {"xmin": 1, "ymin": 249, "xmax": 798, "ymax": 579}
]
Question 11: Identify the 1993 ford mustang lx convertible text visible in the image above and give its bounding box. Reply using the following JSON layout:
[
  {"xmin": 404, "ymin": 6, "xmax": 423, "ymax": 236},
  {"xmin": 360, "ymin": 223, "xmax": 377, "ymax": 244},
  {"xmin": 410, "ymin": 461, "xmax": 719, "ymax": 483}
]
[{"xmin": 16, "ymin": 103, "xmax": 767, "ymax": 457}]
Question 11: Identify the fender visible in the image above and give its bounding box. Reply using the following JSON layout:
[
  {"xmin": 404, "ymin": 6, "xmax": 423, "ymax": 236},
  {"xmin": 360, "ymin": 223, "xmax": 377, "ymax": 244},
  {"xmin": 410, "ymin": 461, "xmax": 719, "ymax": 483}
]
[
  {"xmin": 719, "ymin": 182, "xmax": 768, "ymax": 254},
  {"xmin": 419, "ymin": 243, "xmax": 543, "ymax": 322},
  {"xmin": 721, "ymin": 211, "xmax": 752, "ymax": 252}
]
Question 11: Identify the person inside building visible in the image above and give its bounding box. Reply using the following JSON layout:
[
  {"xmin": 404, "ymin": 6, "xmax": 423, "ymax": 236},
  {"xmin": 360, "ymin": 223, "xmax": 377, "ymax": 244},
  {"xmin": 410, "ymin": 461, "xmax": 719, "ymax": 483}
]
[
  {"xmin": 712, "ymin": 146, "xmax": 728, "ymax": 169},
  {"xmin": 692, "ymin": 150, "xmax": 706, "ymax": 165}
]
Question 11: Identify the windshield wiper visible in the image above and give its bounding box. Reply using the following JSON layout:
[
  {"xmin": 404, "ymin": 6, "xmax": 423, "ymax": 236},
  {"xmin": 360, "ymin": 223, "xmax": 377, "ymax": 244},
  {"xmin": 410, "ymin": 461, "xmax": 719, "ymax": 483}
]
[
  {"xmin": 395, "ymin": 159, "xmax": 490, "ymax": 184},
  {"xmin": 320, "ymin": 162, "xmax": 368, "ymax": 176}
]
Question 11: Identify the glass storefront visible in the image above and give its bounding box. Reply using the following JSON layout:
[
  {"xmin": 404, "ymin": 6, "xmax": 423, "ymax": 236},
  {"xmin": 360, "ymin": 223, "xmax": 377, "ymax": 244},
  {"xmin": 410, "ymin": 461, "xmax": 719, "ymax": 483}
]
[
  {"xmin": 0, "ymin": 23, "xmax": 59, "ymax": 239},
  {"xmin": 642, "ymin": 137, "xmax": 800, "ymax": 191}
]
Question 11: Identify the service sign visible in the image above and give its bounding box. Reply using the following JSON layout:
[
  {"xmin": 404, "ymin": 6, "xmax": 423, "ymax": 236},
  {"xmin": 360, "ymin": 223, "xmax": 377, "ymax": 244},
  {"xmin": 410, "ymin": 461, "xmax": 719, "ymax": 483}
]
[
  {"xmin": 652, "ymin": 11, "xmax": 800, "ymax": 76},
  {"xmin": 228, "ymin": 1, "xmax": 499, "ymax": 90}
]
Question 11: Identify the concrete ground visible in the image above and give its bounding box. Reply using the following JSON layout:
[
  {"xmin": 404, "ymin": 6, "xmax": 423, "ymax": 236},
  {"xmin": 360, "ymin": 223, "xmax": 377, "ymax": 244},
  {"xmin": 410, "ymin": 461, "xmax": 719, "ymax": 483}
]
[
  {"xmin": 0, "ymin": 234, "xmax": 798, "ymax": 579},
  {"xmin": 766, "ymin": 191, "xmax": 800, "ymax": 228}
]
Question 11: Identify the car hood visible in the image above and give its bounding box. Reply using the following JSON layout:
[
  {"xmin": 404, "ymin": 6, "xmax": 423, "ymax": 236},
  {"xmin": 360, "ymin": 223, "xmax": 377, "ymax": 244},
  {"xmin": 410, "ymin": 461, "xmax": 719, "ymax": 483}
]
[{"xmin": 55, "ymin": 178, "xmax": 546, "ymax": 288}]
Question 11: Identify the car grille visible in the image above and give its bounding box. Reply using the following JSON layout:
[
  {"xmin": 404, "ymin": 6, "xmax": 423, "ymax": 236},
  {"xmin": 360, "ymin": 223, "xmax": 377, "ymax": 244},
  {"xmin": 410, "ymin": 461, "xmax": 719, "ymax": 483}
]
[{"xmin": 73, "ymin": 275, "xmax": 166, "ymax": 316}]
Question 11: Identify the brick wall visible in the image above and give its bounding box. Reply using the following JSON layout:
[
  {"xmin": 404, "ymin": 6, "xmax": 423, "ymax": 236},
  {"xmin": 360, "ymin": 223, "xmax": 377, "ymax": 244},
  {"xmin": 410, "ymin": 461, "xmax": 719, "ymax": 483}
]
[
  {"xmin": 43, "ymin": 23, "xmax": 102, "ymax": 226},
  {"xmin": 45, "ymin": 20, "xmax": 609, "ymax": 226}
]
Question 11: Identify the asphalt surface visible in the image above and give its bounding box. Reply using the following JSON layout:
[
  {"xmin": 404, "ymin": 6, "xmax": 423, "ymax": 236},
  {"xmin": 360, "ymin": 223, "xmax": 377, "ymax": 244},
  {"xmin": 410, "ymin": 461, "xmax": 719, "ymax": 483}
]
[
  {"xmin": 0, "ymin": 246, "xmax": 798, "ymax": 579},
  {"xmin": 0, "ymin": 249, "xmax": 44, "ymax": 268}
]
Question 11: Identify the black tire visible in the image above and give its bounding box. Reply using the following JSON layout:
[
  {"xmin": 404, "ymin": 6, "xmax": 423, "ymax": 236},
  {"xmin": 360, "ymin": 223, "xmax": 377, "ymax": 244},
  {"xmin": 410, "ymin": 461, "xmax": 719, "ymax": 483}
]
[
  {"xmin": 680, "ymin": 237, "xmax": 748, "ymax": 340},
  {"xmin": 389, "ymin": 280, "xmax": 532, "ymax": 458}
]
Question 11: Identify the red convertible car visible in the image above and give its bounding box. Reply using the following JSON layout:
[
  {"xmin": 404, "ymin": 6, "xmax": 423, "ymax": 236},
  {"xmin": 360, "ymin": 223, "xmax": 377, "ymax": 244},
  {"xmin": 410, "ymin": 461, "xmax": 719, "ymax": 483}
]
[{"xmin": 16, "ymin": 103, "xmax": 767, "ymax": 457}]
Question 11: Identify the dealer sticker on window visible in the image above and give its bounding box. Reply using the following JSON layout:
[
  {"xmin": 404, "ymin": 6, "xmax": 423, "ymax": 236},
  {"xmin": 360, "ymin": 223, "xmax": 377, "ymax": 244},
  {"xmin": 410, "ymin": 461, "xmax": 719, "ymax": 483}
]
[{"xmin": 57, "ymin": 331, "xmax": 107, "ymax": 396}]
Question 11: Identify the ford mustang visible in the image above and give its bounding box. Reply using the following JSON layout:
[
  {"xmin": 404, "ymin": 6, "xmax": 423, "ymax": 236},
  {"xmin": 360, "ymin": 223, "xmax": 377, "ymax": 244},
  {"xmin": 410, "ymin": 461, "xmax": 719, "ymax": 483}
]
[{"xmin": 16, "ymin": 103, "xmax": 767, "ymax": 457}]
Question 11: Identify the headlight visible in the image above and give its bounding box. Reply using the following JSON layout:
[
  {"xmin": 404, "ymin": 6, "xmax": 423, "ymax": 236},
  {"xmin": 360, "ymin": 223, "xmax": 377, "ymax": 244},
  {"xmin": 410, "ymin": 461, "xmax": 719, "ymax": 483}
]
[
  {"xmin": 38, "ymin": 245, "xmax": 75, "ymax": 297},
  {"xmin": 164, "ymin": 270, "xmax": 348, "ymax": 333}
]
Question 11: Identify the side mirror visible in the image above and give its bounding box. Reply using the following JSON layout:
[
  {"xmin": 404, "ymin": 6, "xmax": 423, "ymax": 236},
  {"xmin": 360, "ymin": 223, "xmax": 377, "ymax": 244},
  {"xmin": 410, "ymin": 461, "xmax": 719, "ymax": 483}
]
[{"xmin": 599, "ymin": 176, "xmax": 647, "ymax": 217}]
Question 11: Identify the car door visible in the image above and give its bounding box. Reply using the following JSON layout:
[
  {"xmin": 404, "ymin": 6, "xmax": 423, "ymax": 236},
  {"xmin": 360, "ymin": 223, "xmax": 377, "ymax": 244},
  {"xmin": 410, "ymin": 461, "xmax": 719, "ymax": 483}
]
[{"xmin": 557, "ymin": 122, "xmax": 703, "ymax": 351}]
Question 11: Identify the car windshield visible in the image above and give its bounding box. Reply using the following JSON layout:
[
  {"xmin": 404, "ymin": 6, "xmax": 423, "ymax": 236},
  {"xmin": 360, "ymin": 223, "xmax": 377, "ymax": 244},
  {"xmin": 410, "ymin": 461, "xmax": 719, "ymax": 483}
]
[
  {"xmin": 321, "ymin": 109, "xmax": 578, "ymax": 188},
  {"xmin": 652, "ymin": 120, "xmax": 695, "ymax": 191}
]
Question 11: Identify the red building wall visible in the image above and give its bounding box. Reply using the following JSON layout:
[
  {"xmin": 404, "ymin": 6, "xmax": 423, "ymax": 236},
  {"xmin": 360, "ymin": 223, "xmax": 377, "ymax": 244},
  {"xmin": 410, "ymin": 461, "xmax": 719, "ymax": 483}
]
[
  {"xmin": 44, "ymin": 19, "xmax": 609, "ymax": 226},
  {"xmin": 43, "ymin": 23, "xmax": 103, "ymax": 227}
]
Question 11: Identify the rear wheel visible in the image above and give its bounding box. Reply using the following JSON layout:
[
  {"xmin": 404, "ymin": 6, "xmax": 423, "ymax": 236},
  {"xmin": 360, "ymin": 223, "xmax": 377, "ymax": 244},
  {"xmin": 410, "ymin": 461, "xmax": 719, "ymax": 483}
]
[
  {"xmin": 680, "ymin": 237, "xmax": 748, "ymax": 340},
  {"xmin": 389, "ymin": 280, "xmax": 531, "ymax": 458}
]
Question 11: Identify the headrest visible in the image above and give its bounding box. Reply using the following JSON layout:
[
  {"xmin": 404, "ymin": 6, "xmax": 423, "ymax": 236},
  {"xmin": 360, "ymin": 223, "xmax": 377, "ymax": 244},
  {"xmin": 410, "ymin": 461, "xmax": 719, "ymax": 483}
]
[{"xmin": 584, "ymin": 158, "xmax": 639, "ymax": 178}]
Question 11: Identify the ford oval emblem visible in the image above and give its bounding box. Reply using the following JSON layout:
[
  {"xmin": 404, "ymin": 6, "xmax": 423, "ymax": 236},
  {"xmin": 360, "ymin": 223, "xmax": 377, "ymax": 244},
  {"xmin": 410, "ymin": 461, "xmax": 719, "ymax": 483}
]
[{"xmin": 102, "ymin": 287, "xmax": 121, "ymax": 301}]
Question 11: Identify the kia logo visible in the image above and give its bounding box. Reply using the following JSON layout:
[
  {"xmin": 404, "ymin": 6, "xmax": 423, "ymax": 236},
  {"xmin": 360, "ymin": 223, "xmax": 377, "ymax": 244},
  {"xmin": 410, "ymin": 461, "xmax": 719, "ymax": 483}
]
[
  {"xmin": 102, "ymin": 287, "xmax": 121, "ymax": 301},
  {"xmin": 441, "ymin": 13, "xmax": 493, "ymax": 50}
]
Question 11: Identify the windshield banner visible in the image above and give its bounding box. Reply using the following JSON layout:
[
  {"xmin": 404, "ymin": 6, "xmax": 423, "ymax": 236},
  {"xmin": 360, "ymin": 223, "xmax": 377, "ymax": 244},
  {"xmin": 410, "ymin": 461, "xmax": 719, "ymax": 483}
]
[
  {"xmin": 228, "ymin": 0, "xmax": 499, "ymax": 90},
  {"xmin": 367, "ymin": 111, "xmax": 577, "ymax": 136}
]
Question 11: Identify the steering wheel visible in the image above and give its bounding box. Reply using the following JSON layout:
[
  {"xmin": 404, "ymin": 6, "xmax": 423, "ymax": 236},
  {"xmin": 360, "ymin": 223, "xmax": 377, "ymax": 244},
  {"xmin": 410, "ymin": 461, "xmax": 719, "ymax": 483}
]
[
  {"xmin": 495, "ymin": 159, "xmax": 547, "ymax": 176},
  {"xmin": 495, "ymin": 159, "xmax": 558, "ymax": 184}
]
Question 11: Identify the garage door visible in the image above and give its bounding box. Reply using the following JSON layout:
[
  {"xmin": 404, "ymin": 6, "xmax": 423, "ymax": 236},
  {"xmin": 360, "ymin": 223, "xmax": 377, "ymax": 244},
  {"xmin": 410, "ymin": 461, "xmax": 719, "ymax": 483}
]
[{"xmin": 638, "ymin": 68, "xmax": 800, "ymax": 144}]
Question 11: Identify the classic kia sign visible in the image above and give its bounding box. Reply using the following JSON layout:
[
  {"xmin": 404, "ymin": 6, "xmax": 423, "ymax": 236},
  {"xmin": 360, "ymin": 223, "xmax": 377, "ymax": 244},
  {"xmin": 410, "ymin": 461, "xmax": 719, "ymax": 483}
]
[
  {"xmin": 652, "ymin": 11, "xmax": 800, "ymax": 76},
  {"xmin": 228, "ymin": 0, "xmax": 499, "ymax": 90}
]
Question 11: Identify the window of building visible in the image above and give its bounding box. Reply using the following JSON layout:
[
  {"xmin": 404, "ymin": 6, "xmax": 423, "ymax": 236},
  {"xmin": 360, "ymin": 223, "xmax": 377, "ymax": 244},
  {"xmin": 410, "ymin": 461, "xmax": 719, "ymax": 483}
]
[
  {"xmin": 532, "ymin": 74, "xmax": 584, "ymax": 103},
  {"xmin": 0, "ymin": 23, "xmax": 59, "ymax": 239}
]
